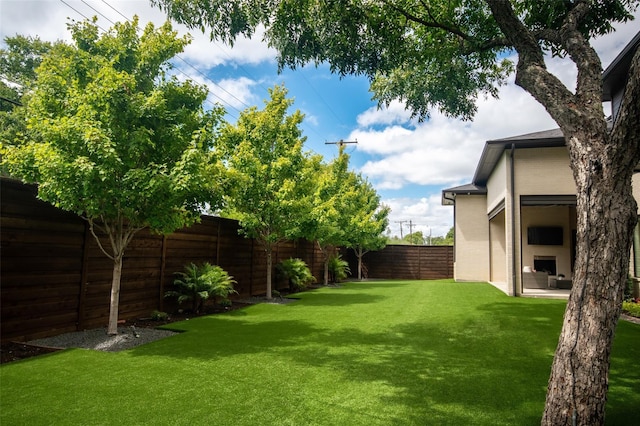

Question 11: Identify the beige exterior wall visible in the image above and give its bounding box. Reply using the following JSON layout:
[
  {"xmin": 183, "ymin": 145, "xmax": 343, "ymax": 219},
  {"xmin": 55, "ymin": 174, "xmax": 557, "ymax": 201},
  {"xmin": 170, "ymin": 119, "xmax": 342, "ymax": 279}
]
[
  {"xmin": 486, "ymin": 153, "xmax": 507, "ymax": 213},
  {"xmin": 633, "ymin": 173, "xmax": 640, "ymax": 211},
  {"xmin": 514, "ymin": 147, "xmax": 576, "ymax": 194},
  {"xmin": 454, "ymin": 195, "xmax": 490, "ymax": 282},
  {"xmin": 489, "ymin": 209, "xmax": 507, "ymax": 283},
  {"xmin": 453, "ymin": 142, "xmax": 640, "ymax": 295}
]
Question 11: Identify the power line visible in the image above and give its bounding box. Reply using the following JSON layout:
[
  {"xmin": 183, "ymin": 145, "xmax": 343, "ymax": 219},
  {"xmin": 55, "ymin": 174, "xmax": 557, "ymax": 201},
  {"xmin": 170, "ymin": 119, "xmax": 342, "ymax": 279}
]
[
  {"xmin": 58, "ymin": 0, "xmax": 241, "ymax": 119},
  {"xmin": 59, "ymin": 0, "xmax": 108, "ymax": 32},
  {"xmin": 0, "ymin": 95, "xmax": 22, "ymax": 106},
  {"xmin": 59, "ymin": 0, "xmax": 339, "ymax": 143}
]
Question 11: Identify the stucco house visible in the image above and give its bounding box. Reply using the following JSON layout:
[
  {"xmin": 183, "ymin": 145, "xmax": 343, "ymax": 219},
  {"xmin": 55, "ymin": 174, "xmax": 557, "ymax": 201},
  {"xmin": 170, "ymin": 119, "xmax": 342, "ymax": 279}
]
[{"xmin": 442, "ymin": 31, "xmax": 640, "ymax": 297}]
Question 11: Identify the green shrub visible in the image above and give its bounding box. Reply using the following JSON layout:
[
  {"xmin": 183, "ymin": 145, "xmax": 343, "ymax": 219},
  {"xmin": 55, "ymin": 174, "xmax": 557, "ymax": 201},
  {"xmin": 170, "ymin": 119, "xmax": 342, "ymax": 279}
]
[
  {"xmin": 624, "ymin": 276, "xmax": 634, "ymax": 300},
  {"xmin": 165, "ymin": 262, "xmax": 237, "ymax": 313},
  {"xmin": 328, "ymin": 254, "xmax": 351, "ymax": 283},
  {"xmin": 277, "ymin": 258, "xmax": 315, "ymax": 290},
  {"xmin": 151, "ymin": 310, "xmax": 169, "ymax": 321},
  {"xmin": 622, "ymin": 300, "xmax": 640, "ymax": 318}
]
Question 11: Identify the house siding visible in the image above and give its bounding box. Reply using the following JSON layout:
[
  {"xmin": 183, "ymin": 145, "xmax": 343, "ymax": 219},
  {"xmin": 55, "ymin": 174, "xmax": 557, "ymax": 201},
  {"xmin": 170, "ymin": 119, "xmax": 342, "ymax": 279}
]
[
  {"xmin": 514, "ymin": 147, "xmax": 576, "ymax": 195},
  {"xmin": 453, "ymin": 195, "xmax": 490, "ymax": 282},
  {"xmin": 486, "ymin": 153, "xmax": 508, "ymax": 214}
]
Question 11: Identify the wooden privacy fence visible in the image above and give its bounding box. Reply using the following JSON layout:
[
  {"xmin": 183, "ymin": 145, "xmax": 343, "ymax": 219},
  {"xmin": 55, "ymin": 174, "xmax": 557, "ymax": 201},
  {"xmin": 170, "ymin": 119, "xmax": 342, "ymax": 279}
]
[
  {"xmin": 1, "ymin": 178, "xmax": 324, "ymax": 342},
  {"xmin": 344, "ymin": 244, "xmax": 453, "ymax": 280},
  {"xmin": 1, "ymin": 178, "xmax": 454, "ymax": 342}
]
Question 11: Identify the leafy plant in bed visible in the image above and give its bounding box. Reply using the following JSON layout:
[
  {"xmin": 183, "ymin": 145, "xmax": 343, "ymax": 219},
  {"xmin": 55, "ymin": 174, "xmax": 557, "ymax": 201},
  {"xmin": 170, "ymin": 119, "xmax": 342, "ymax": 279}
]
[{"xmin": 165, "ymin": 262, "xmax": 237, "ymax": 313}]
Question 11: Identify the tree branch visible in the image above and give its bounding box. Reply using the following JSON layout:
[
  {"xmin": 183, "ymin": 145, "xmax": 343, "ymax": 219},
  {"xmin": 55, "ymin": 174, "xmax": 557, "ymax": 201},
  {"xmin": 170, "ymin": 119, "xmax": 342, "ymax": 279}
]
[
  {"xmin": 86, "ymin": 217, "xmax": 115, "ymax": 261},
  {"xmin": 558, "ymin": 1, "xmax": 603, "ymax": 107},
  {"xmin": 484, "ymin": 0, "xmax": 581, "ymax": 129},
  {"xmin": 382, "ymin": 0, "xmax": 508, "ymax": 53}
]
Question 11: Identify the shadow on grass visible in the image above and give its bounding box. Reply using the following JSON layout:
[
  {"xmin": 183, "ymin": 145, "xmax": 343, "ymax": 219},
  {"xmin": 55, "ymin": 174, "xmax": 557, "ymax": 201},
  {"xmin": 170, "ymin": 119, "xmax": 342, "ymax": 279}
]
[{"xmin": 122, "ymin": 283, "xmax": 640, "ymax": 424}]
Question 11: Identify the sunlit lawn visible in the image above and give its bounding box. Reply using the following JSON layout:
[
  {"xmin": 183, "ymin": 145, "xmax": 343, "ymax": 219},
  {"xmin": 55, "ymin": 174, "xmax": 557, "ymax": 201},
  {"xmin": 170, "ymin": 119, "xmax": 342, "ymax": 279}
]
[{"xmin": 1, "ymin": 280, "xmax": 639, "ymax": 425}]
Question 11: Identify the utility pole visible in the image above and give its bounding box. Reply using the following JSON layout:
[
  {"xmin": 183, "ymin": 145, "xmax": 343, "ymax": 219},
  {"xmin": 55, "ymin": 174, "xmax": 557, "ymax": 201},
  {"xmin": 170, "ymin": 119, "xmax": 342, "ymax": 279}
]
[
  {"xmin": 395, "ymin": 221, "xmax": 406, "ymax": 239},
  {"xmin": 325, "ymin": 139, "xmax": 358, "ymax": 147},
  {"xmin": 408, "ymin": 220, "xmax": 415, "ymax": 243}
]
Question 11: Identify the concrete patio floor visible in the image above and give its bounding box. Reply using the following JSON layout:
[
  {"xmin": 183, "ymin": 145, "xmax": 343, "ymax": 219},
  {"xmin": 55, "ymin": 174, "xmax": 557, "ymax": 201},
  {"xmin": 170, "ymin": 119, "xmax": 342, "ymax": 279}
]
[{"xmin": 489, "ymin": 281, "xmax": 570, "ymax": 299}]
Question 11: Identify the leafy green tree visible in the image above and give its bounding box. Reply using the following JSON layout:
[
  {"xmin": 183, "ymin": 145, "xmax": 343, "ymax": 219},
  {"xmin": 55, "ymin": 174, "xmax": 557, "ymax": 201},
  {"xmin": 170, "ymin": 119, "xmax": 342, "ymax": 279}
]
[
  {"xmin": 305, "ymin": 146, "xmax": 385, "ymax": 285},
  {"xmin": 0, "ymin": 36, "xmax": 53, "ymax": 151},
  {"xmin": 403, "ymin": 231, "xmax": 425, "ymax": 245},
  {"xmin": 218, "ymin": 85, "xmax": 311, "ymax": 299},
  {"xmin": 304, "ymin": 148, "xmax": 354, "ymax": 285},
  {"xmin": 1, "ymin": 17, "xmax": 225, "ymax": 335},
  {"xmin": 342, "ymin": 174, "xmax": 390, "ymax": 280},
  {"xmin": 444, "ymin": 227, "xmax": 454, "ymax": 245},
  {"xmin": 153, "ymin": 1, "xmax": 640, "ymax": 421}
]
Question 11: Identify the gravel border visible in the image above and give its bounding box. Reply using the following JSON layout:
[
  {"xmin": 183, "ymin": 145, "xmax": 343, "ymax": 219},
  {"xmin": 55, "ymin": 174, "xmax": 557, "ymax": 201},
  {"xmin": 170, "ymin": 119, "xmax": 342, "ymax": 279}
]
[
  {"xmin": 24, "ymin": 298, "xmax": 298, "ymax": 354},
  {"xmin": 27, "ymin": 326, "xmax": 178, "ymax": 353}
]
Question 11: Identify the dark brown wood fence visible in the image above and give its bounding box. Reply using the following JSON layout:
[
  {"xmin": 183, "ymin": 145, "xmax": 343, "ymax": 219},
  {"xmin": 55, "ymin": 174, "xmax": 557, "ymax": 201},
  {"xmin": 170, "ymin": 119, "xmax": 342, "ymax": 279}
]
[
  {"xmin": 1, "ymin": 178, "xmax": 324, "ymax": 342},
  {"xmin": 344, "ymin": 244, "xmax": 453, "ymax": 280},
  {"xmin": 1, "ymin": 178, "xmax": 453, "ymax": 343}
]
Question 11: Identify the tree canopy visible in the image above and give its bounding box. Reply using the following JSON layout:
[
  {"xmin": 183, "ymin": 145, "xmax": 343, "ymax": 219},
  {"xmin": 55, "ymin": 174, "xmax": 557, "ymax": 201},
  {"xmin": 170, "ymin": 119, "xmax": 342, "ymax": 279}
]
[
  {"xmin": 1, "ymin": 17, "xmax": 226, "ymax": 334},
  {"xmin": 218, "ymin": 84, "xmax": 313, "ymax": 298}
]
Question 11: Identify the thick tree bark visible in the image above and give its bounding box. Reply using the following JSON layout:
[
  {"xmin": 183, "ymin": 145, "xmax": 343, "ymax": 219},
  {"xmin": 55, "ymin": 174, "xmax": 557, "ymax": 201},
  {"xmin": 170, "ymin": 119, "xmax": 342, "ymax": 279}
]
[
  {"xmin": 541, "ymin": 45, "xmax": 640, "ymax": 426},
  {"xmin": 542, "ymin": 132, "xmax": 636, "ymax": 424},
  {"xmin": 485, "ymin": 2, "xmax": 640, "ymax": 424}
]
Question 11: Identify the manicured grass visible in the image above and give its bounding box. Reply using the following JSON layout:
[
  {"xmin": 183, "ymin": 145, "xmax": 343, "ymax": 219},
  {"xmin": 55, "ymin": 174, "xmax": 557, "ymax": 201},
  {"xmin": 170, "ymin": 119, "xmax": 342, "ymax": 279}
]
[{"xmin": 1, "ymin": 280, "xmax": 639, "ymax": 425}]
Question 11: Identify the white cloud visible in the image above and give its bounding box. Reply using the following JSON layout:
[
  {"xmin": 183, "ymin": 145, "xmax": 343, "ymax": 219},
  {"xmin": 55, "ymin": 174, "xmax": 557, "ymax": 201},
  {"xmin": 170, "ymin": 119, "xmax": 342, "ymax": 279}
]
[
  {"xmin": 209, "ymin": 76, "xmax": 257, "ymax": 111},
  {"xmin": 181, "ymin": 25, "xmax": 277, "ymax": 69},
  {"xmin": 383, "ymin": 195, "xmax": 453, "ymax": 239},
  {"xmin": 0, "ymin": 1, "xmax": 276, "ymax": 69},
  {"xmin": 356, "ymin": 100, "xmax": 414, "ymax": 127}
]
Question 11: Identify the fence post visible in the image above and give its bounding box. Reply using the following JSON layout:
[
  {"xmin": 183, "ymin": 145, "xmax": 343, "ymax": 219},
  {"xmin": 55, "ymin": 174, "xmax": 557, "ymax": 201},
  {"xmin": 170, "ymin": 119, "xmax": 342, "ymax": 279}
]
[{"xmin": 159, "ymin": 234, "xmax": 168, "ymax": 312}]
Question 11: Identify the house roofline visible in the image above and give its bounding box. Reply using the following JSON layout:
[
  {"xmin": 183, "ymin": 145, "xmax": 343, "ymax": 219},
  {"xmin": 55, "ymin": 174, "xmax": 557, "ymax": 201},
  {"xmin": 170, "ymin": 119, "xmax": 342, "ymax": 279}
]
[
  {"xmin": 602, "ymin": 30, "xmax": 640, "ymax": 100},
  {"xmin": 441, "ymin": 183, "xmax": 487, "ymax": 205},
  {"xmin": 473, "ymin": 128, "xmax": 565, "ymax": 186}
]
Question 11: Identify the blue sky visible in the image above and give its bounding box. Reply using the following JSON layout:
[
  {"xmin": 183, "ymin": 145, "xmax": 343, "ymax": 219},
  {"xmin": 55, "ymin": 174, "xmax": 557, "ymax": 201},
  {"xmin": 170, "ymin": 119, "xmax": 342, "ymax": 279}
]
[{"xmin": 2, "ymin": 1, "xmax": 638, "ymax": 238}]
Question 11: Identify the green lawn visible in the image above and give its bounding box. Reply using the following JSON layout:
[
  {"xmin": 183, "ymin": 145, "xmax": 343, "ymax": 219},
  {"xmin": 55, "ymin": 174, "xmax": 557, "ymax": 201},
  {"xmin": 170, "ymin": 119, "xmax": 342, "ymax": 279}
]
[{"xmin": 1, "ymin": 280, "xmax": 639, "ymax": 425}]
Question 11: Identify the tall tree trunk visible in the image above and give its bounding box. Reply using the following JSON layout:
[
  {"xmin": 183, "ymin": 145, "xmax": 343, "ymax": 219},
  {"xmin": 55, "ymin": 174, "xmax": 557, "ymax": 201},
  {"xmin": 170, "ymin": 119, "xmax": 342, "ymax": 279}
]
[
  {"xmin": 107, "ymin": 254, "xmax": 124, "ymax": 335},
  {"xmin": 541, "ymin": 130, "xmax": 637, "ymax": 424}
]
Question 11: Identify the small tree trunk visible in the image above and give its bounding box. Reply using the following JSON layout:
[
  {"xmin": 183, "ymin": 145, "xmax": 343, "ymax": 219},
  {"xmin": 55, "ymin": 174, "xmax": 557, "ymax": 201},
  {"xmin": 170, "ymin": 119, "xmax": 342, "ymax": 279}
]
[
  {"xmin": 107, "ymin": 254, "xmax": 123, "ymax": 335},
  {"xmin": 356, "ymin": 248, "xmax": 364, "ymax": 281},
  {"xmin": 266, "ymin": 247, "xmax": 273, "ymax": 299},
  {"xmin": 324, "ymin": 257, "xmax": 329, "ymax": 285}
]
